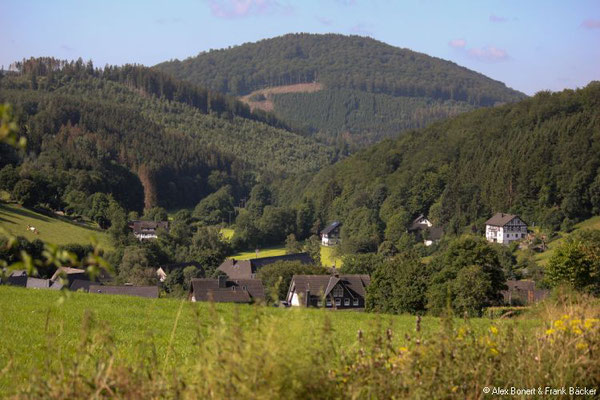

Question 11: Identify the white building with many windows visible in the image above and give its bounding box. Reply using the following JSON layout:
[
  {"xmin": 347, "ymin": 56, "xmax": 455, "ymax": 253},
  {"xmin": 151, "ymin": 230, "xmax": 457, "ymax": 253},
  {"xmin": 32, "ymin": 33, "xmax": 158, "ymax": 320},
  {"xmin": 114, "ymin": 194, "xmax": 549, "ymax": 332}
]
[{"xmin": 485, "ymin": 213, "xmax": 528, "ymax": 245}]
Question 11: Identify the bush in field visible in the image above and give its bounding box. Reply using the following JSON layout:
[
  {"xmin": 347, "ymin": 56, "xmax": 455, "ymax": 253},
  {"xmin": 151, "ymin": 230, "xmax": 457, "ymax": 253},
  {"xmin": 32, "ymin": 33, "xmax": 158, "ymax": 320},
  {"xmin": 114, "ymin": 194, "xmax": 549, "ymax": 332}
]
[
  {"xmin": 427, "ymin": 236, "xmax": 506, "ymax": 316},
  {"xmin": 546, "ymin": 230, "xmax": 600, "ymax": 295},
  {"xmin": 366, "ymin": 252, "xmax": 429, "ymax": 314}
]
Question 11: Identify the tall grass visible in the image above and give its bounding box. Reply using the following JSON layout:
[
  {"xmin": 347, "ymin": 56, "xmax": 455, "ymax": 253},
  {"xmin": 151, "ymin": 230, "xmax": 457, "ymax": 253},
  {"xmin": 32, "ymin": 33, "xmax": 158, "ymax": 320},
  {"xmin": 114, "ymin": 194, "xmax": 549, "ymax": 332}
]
[{"xmin": 4, "ymin": 289, "xmax": 599, "ymax": 399}]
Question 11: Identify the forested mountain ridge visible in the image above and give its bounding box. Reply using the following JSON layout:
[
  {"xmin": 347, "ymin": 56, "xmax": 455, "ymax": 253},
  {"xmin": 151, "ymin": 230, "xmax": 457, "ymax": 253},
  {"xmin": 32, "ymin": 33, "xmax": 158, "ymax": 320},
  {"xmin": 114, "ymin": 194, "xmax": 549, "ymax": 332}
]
[
  {"xmin": 0, "ymin": 58, "xmax": 335, "ymax": 212},
  {"xmin": 273, "ymin": 82, "xmax": 600, "ymax": 253},
  {"xmin": 155, "ymin": 33, "xmax": 526, "ymax": 146}
]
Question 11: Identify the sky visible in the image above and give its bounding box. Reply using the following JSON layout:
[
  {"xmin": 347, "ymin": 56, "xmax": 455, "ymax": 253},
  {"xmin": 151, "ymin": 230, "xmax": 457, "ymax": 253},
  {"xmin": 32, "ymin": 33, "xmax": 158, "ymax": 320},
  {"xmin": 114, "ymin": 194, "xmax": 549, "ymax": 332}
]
[{"xmin": 2, "ymin": 0, "xmax": 599, "ymax": 95}]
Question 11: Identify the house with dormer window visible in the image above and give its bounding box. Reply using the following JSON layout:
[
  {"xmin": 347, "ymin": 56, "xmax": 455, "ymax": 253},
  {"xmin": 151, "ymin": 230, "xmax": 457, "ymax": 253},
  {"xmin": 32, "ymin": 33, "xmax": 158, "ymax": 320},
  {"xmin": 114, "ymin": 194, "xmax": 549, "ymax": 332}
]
[{"xmin": 286, "ymin": 273, "xmax": 370, "ymax": 310}]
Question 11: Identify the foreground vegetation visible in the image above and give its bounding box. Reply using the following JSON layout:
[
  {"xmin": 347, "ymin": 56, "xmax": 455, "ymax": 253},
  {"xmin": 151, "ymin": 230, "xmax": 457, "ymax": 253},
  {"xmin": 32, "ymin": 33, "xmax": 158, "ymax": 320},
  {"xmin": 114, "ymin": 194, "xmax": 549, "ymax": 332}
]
[{"xmin": 0, "ymin": 286, "xmax": 597, "ymax": 399}]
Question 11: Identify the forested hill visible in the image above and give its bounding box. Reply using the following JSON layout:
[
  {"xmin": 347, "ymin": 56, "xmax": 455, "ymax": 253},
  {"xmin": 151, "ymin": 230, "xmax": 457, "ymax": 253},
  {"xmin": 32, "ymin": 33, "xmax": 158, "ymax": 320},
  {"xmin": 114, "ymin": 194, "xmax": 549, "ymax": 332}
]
[
  {"xmin": 275, "ymin": 82, "xmax": 600, "ymax": 252},
  {"xmin": 0, "ymin": 57, "xmax": 335, "ymax": 211},
  {"xmin": 155, "ymin": 33, "xmax": 526, "ymax": 147}
]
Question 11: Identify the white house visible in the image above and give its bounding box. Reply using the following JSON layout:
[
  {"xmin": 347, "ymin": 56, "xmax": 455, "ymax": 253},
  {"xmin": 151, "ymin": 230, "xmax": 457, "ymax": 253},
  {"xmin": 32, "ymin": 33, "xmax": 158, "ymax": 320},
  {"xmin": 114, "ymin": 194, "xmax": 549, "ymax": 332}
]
[
  {"xmin": 128, "ymin": 220, "xmax": 169, "ymax": 240},
  {"xmin": 485, "ymin": 213, "xmax": 528, "ymax": 245},
  {"xmin": 320, "ymin": 221, "xmax": 342, "ymax": 246},
  {"xmin": 409, "ymin": 214, "xmax": 443, "ymax": 246}
]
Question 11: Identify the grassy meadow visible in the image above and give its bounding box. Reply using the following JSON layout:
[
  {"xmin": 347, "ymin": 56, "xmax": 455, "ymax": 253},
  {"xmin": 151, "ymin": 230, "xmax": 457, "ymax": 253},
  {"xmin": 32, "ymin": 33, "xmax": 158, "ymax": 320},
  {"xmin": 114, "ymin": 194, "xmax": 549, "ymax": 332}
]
[
  {"xmin": 0, "ymin": 203, "xmax": 112, "ymax": 250},
  {"xmin": 0, "ymin": 285, "xmax": 558, "ymax": 398}
]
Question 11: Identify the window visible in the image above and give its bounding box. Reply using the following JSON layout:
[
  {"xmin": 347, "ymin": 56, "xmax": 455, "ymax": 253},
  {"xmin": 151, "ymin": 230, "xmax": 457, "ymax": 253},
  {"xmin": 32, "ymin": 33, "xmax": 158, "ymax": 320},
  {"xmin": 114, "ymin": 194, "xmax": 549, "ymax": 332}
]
[
  {"xmin": 353, "ymin": 298, "xmax": 359, "ymax": 306},
  {"xmin": 333, "ymin": 285, "xmax": 344, "ymax": 297},
  {"xmin": 335, "ymin": 298, "xmax": 341, "ymax": 306},
  {"xmin": 326, "ymin": 298, "xmax": 332, "ymax": 307},
  {"xmin": 317, "ymin": 300, "xmax": 323, "ymax": 307},
  {"xmin": 344, "ymin": 298, "xmax": 350, "ymax": 306}
]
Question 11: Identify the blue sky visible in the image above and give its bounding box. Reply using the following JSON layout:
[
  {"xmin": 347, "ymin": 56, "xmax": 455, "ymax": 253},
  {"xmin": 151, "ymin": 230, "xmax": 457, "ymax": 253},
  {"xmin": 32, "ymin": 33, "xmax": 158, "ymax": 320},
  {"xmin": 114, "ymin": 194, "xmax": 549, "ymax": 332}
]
[{"xmin": 2, "ymin": 0, "xmax": 599, "ymax": 95}]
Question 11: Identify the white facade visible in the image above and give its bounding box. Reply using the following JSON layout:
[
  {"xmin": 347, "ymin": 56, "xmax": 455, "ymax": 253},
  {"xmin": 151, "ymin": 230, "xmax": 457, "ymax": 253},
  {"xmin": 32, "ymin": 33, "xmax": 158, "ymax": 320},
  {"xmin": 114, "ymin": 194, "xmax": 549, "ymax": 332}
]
[
  {"xmin": 321, "ymin": 235, "xmax": 340, "ymax": 246},
  {"xmin": 486, "ymin": 216, "xmax": 527, "ymax": 245}
]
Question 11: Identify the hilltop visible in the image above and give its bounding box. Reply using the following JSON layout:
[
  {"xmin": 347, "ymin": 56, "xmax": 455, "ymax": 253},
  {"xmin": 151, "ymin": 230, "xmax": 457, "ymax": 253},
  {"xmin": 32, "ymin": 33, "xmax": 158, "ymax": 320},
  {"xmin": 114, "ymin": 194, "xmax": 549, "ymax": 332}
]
[
  {"xmin": 0, "ymin": 58, "xmax": 335, "ymax": 211},
  {"xmin": 156, "ymin": 33, "xmax": 526, "ymax": 146}
]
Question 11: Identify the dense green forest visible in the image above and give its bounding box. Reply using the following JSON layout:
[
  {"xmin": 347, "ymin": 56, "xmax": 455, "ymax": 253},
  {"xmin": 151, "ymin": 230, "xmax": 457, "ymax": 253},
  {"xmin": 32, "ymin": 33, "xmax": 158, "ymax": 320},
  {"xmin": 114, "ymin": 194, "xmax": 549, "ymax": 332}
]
[
  {"xmin": 272, "ymin": 82, "xmax": 600, "ymax": 253},
  {"xmin": 272, "ymin": 89, "xmax": 475, "ymax": 145},
  {"xmin": 156, "ymin": 33, "xmax": 526, "ymax": 146},
  {"xmin": 0, "ymin": 57, "xmax": 335, "ymax": 212}
]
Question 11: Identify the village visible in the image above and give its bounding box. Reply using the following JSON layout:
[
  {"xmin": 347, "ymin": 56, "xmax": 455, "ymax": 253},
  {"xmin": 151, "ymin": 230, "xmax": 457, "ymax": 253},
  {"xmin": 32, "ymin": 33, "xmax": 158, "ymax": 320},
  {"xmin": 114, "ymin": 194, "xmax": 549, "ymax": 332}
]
[{"xmin": 1, "ymin": 212, "xmax": 547, "ymax": 309}]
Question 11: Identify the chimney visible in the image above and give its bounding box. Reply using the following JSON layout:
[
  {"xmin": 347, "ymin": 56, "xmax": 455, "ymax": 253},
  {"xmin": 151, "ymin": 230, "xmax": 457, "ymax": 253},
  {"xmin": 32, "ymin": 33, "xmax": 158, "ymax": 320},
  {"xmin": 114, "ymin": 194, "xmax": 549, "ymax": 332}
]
[
  {"xmin": 305, "ymin": 289, "xmax": 311, "ymax": 307},
  {"xmin": 218, "ymin": 275, "xmax": 227, "ymax": 288}
]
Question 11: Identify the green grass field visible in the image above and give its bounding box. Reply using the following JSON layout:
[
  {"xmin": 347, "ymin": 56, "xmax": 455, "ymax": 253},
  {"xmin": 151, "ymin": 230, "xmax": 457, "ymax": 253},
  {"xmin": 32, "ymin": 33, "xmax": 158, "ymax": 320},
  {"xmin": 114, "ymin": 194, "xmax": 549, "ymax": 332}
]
[
  {"xmin": 0, "ymin": 202, "xmax": 112, "ymax": 249},
  {"xmin": 0, "ymin": 285, "xmax": 540, "ymax": 395},
  {"xmin": 228, "ymin": 245, "xmax": 287, "ymax": 260},
  {"xmin": 534, "ymin": 215, "xmax": 600, "ymax": 266},
  {"xmin": 220, "ymin": 227, "xmax": 235, "ymax": 240}
]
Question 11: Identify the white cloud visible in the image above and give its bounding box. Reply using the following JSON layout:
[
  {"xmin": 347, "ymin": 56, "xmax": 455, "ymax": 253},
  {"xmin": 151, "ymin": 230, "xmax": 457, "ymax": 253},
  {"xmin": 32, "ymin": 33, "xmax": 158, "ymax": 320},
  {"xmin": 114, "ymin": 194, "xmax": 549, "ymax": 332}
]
[
  {"xmin": 468, "ymin": 46, "xmax": 509, "ymax": 62},
  {"xmin": 581, "ymin": 19, "xmax": 600, "ymax": 29},
  {"xmin": 448, "ymin": 38, "xmax": 466, "ymax": 48},
  {"xmin": 207, "ymin": 0, "xmax": 291, "ymax": 18},
  {"xmin": 489, "ymin": 14, "xmax": 507, "ymax": 23}
]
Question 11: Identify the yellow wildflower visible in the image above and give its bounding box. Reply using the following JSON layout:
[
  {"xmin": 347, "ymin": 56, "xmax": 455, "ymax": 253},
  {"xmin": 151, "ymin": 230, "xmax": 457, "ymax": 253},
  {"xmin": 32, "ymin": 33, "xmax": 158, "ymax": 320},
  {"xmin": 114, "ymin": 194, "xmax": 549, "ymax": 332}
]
[
  {"xmin": 489, "ymin": 326, "xmax": 498, "ymax": 335},
  {"xmin": 399, "ymin": 347, "xmax": 408, "ymax": 353},
  {"xmin": 576, "ymin": 342, "xmax": 587, "ymax": 350},
  {"xmin": 545, "ymin": 328, "xmax": 555, "ymax": 335},
  {"xmin": 554, "ymin": 320, "xmax": 565, "ymax": 329}
]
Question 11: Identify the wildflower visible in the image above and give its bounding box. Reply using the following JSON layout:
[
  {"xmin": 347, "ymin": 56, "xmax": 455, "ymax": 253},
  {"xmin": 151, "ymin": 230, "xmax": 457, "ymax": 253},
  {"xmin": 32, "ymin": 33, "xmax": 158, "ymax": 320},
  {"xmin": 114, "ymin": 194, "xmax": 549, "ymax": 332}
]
[
  {"xmin": 399, "ymin": 347, "xmax": 408, "ymax": 353},
  {"xmin": 545, "ymin": 328, "xmax": 555, "ymax": 335},
  {"xmin": 489, "ymin": 326, "xmax": 498, "ymax": 335},
  {"xmin": 554, "ymin": 320, "xmax": 565, "ymax": 329},
  {"xmin": 576, "ymin": 342, "xmax": 587, "ymax": 350}
]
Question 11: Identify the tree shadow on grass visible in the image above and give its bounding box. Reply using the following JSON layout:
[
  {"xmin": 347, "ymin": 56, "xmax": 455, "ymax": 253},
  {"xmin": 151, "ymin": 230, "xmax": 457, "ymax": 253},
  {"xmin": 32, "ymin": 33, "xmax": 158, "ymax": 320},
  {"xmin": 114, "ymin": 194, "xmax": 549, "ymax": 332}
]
[{"xmin": 0, "ymin": 204, "xmax": 50, "ymax": 223}]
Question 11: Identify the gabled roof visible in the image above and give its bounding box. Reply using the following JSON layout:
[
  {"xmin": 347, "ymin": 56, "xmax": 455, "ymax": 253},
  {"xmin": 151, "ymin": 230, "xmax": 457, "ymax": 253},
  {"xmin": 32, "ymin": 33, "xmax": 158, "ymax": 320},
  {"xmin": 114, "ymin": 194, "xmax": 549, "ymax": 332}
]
[
  {"xmin": 289, "ymin": 274, "xmax": 371, "ymax": 299},
  {"xmin": 485, "ymin": 213, "xmax": 523, "ymax": 227},
  {"xmin": 190, "ymin": 278, "xmax": 265, "ymax": 303},
  {"xmin": 51, "ymin": 267, "xmax": 86, "ymax": 282},
  {"xmin": 88, "ymin": 285, "xmax": 159, "ymax": 298},
  {"xmin": 321, "ymin": 221, "xmax": 341, "ymax": 235},
  {"xmin": 410, "ymin": 214, "xmax": 431, "ymax": 231},
  {"xmin": 218, "ymin": 253, "xmax": 313, "ymax": 279},
  {"xmin": 128, "ymin": 220, "xmax": 169, "ymax": 234}
]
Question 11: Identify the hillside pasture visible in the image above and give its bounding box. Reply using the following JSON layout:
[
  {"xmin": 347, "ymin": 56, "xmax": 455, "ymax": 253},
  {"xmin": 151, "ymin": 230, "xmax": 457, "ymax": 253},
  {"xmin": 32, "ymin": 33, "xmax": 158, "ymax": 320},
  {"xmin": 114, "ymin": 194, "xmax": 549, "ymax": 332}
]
[
  {"xmin": 534, "ymin": 215, "xmax": 600, "ymax": 266},
  {"xmin": 0, "ymin": 203, "xmax": 112, "ymax": 249}
]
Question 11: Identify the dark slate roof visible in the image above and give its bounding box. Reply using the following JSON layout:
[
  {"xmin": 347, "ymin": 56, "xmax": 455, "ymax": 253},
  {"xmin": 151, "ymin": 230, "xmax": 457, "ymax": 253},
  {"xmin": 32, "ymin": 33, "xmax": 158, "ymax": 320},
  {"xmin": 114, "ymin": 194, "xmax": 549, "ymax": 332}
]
[
  {"xmin": 51, "ymin": 267, "xmax": 87, "ymax": 282},
  {"xmin": 190, "ymin": 278, "xmax": 265, "ymax": 303},
  {"xmin": 128, "ymin": 220, "xmax": 169, "ymax": 234},
  {"xmin": 289, "ymin": 274, "xmax": 370, "ymax": 299},
  {"xmin": 88, "ymin": 285, "xmax": 159, "ymax": 298},
  {"xmin": 1, "ymin": 270, "xmax": 27, "ymax": 287},
  {"xmin": 26, "ymin": 278, "xmax": 51, "ymax": 289},
  {"xmin": 70, "ymin": 279, "xmax": 94, "ymax": 292},
  {"xmin": 321, "ymin": 221, "xmax": 342, "ymax": 235},
  {"xmin": 218, "ymin": 253, "xmax": 314, "ymax": 279},
  {"xmin": 485, "ymin": 213, "xmax": 523, "ymax": 227}
]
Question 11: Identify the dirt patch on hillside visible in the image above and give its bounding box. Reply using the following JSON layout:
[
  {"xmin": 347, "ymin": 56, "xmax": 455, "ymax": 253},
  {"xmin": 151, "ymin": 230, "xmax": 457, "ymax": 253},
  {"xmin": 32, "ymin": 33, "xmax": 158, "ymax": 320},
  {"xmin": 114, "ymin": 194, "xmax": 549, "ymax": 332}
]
[{"xmin": 240, "ymin": 82, "xmax": 323, "ymax": 112}]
